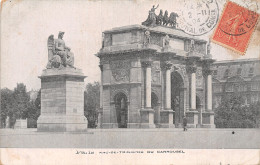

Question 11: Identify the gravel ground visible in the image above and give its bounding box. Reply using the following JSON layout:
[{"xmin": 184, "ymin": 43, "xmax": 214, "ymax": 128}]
[{"xmin": 0, "ymin": 128, "xmax": 259, "ymax": 148}]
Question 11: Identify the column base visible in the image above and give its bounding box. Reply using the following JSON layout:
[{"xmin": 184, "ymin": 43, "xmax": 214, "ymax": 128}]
[
  {"xmin": 187, "ymin": 124, "xmax": 197, "ymax": 128},
  {"xmin": 140, "ymin": 108, "xmax": 156, "ymax": 128},
  {"xmin": 140, "ymin": 123, "xmax": 156, "ymax": 128},
  {"xmin": 201, "ymin": 124, "xmax": 216, "ymax": 128},
  {"xmin": 175, "ymin": 123, "xmax": 183, "ymax": 128},
  {"xmin": 127, "ymin": 123, "xmax": 141, "ymax": 128},
  {"xmin": 202, "ymin": 111, "xmax": 215, "ymax": 127},
  {"xmin": 185, "ymin": 110, "xmax": 199, "ymax": 126},
  {"xmin": 160, "ymin": 123, "xmax": 175, "ymax": 128},
  {"xmin": 101, "ymin": 123, "xmax": 118, "ymax": 129},
  {"xmin": 160, "ymin": 110, "xmax": 174, "ymax": 128}
]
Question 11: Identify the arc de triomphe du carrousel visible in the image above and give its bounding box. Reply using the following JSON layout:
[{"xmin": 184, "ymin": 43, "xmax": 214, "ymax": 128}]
[{"xmin": 96, "ymin": 9, "xmax": 215, "ymax": 129}]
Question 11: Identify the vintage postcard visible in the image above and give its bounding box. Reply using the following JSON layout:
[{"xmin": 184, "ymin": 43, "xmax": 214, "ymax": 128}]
[{"xmin": 0, "ymin": 0, "xmax": 260, "ymax": 164}]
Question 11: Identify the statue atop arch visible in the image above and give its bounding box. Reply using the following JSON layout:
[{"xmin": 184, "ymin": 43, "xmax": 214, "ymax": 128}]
[
  {"xmin": 142, "ymin": 5, "xmax": 178, "ymax": 29},
  {"xmin": 46, "ymin": 31, "xmax": 75, "ymax": 69},
  {"xmin": 142, "ymin": 4, "xmax": 159, "ymax": 27}
]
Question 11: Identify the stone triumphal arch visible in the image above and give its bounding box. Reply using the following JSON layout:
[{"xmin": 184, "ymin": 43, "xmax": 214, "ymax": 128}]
[{"xmin": 96, "ymin": 24, "xmax": 215, "ymax": 128}]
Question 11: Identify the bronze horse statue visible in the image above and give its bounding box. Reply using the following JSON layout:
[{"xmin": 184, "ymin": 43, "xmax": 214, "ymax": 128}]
[
  {"xmin": 156, "ymin": 9, "xmax": 163, "ymax": 25},
  {"xmin": 142, "ymin": 6, "xmax": 178, "ymax": 29},
  {"xmin": 162, "ymin": 10, "xmax": 178, "ymax": 28}
]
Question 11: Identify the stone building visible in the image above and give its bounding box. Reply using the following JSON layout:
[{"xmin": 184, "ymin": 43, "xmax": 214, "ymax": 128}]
[
  {"xmin": 212, "ymin": 58, "xmax": 260, "ymax": 108},
  {"xmin": 96, "ymin": 25, "xmax": 215, "ymax": 128}
]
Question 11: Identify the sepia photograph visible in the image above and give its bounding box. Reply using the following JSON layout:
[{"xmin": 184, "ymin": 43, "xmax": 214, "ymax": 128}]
[{"xmin": 0, "ymin": 0, "xmax": 259, "ymax": 164}]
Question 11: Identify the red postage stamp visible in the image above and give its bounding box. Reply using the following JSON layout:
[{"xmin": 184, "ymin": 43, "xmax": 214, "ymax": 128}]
[{"xmin": 212, "ymin": 1, "xmax": 259, "ymax": 55}]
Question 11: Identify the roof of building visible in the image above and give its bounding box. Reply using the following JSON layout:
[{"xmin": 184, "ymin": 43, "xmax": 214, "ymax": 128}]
[
  {"xmin": 103, "ymin": 24, "xmax": 206, "ymax": 42},
  {"xmin": 212, "ymin": 58, "xmax": 260, "ymax": 82},
  {"xmin": 213, "ymin": 58, "xmax": 260, "ymax": 64}
]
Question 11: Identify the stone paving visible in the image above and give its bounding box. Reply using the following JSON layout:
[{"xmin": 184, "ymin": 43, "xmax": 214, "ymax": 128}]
[{"xmin": 0, "ymin": 128, "xmax": 259, "ymax": 148}]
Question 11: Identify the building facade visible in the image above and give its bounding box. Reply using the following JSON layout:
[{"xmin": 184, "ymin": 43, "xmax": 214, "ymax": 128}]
[
  {"xmin": 212, "ymin": 58, "xmax": 260, "ymax": 108},
  {"xmin": 96, "ymin": 25, "xmax": 215, "ymax": 128}
]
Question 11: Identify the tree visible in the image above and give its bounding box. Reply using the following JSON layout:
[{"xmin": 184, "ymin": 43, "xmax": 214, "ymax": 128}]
[
  {"xmin": 215, "ymin": 93, "xmax": 259, "ymax": 128},
  {"xmin": 12, "ymin": 83, "xmax": 30, "ymax": 119},
  {"xmin": 27, "ymin": 90, "xmax": 41, "ymax": 128},
  {"xmin": 84, "ymin": 82, "xmax": 100, "ymax": 128},
  {"xmin": 0, "ymin": 88, "xmax": 14, "ymax": 128}
]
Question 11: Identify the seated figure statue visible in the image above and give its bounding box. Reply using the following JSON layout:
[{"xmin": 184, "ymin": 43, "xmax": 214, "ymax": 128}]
[{"xmin": 46, "ymin": 31, "xmax": 75, "ymax": 69}]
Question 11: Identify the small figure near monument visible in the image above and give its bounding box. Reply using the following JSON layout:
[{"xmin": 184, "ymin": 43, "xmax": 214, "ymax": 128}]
[
  {"xmin": 183, "ymin": 116, "xmax": 187, "ymax": 131},
  {"xmin": 143, "ymin": 30, "xmax": 151, "ymax": 47},
  {"xmin": 46, "ymin": 31, "xmax": 75, "ymax": 69},
  {"xmin": 163, "ymin": 35, "xmax": 170, "ymax": 47}
]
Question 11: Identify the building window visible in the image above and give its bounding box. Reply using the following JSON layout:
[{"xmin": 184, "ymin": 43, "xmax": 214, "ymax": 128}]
[
  {"xmin": 213, "ymin": 70, "xmax": 217, "ymax": 76},
  {"xmin": 224, "ymin": 69, "xmax": 229, "ymax": 79},
  {"xmin": 213, "ymin": 85, "xmax": 222, "ymax": 93},
  {"xmin": 234, "ymin": 84, "xmax": 239, "ymax": 92},
  {"xmin": 237, "ymin": 68, "xmax": 242, "ymax": 76},
  {"xmin": 248, "ymin": 67, "xmax": 254, "ymax": 77},
  {"xmin": 226, "ymin": 84, "xmax": 233, "ymax": 92},
  {"xmin": 251, "ymin": 82, "xmax": 258, "ymax": 90},
  {"xmin": 247, "ymin": 84, "xmax": 251, "ymax": 91},
  {"xmin": 246, "ymin": 94, "xmax": 251, "ymax": 104},
  {"xmin": 251, "ymin": 94, "xmax": 258, "ymax": 104}
]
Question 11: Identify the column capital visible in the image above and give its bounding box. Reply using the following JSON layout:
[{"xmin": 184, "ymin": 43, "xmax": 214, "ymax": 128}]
[
  {"xmin": 141, "ymin": 61, "xmax": 153, "ymax": 68},
  {"xmin": 202, "ymin": 69, "xmax": 213, "ymax": 77},
  {"xmin": 99, "ymin": 64, "xmax": 103, "ymax": 71},
  {"xmin": 161, "ymin": 61, "xmax": 173, "ymax": 70},
  {"xmin": 186, "ymin": 65, "xmax": 197, "ymax": 74}
]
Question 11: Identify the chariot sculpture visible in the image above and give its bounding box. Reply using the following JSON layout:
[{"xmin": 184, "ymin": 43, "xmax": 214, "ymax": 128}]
[{"xmin": 142, "ymin": 5, "xmax": 178, "ymax": 29}]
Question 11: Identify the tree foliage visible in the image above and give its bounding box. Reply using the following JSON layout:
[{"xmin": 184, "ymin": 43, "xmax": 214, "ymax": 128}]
[
  {"xmin": 12, "ymin": 83, "xmax": 30, "ymax": 119},
  {"xmin": 84, "ymin": 82, "xmax": 100, "ymax": 128},
  {"xmin": 0, "ymin": 83, "xmax": 41, "ymax": 128},
  {"xmin": 0, "ymin": 88, "xmax": 14, "ymax": 127},
  {"xmin": 27, "ymin": 90, "xmax": 41, "ymax": 128},
  {"xmin": 215, "ymin": 94, "xmax": 260, "ymax": 128}
]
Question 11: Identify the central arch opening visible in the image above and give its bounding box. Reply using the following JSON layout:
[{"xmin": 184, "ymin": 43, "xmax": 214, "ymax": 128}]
[
  {"xmin": 171, "ymin": 71, "xmax": 184, "ymax": 126},
  {"xmin": 114, "ymin": 92, "xmax": 128, "ymax": 128}
]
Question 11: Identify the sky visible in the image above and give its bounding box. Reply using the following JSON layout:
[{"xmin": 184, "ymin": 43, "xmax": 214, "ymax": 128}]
[{"xmin": 1, "ymin": 0, "xmax": 260, "ymax": 91}]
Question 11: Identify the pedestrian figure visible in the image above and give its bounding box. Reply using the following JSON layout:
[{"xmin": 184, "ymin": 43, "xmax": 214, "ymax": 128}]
[
  {"xmin": 183, "ymin": 116, "xmax": 187, "ymax": 131},
  {"xmin": 11, "ymin": 116, "xmax": 16, "ymax": 129}
]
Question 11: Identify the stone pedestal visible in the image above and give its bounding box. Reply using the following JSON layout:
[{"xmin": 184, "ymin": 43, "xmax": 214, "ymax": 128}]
[
  {"xmin": 202, "ymin": 111, "xmax": 215, "ymax": 128},
  {"xmin": 186, "ymin": 110, "xmax": 199, "ymax": 128},
  {"xmin": 37, "ymin": 68, "xmax": 88, "ymax": 132},
  {"xmin": 140, "ymin": 109, "xmax": 156, "ymax": 128},
  {"xmin": 14, "ymin": 119, "xmax": 27, "ymax": 129},
  {"xmin": 160, "ymin": 110, "xmax": 175, "ymax": 128}
]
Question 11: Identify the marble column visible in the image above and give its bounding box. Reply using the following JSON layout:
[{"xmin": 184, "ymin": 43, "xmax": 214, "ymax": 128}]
[
  {"xmin": 185, "ymin": 64, "xmax": 198, "ymax": 128},
  {"xmin": 191, "ymin": 71, "xmax": 196, "ymax": 110},
  {"xmin": 160, "ymin": 62, "xmax": 174, "ymax": 128},
  {"xmin": 165, "ymin": 68, "xmax": 171, "ymax": 110},
  {"xmin": 97, "ymin": 64, "xmax": 103, "ymax": 128},
  {"xmin": 202, "ymin": 67, "xmax": 215, "ymax": 128},
  {"xmin": 140, "ymin": 61, "xmax": 155, "ymax": 128},
  {"xmin": 207, "ymin": 74, "xmax": 212, "ymax": 110},
  {"xmin": 146, "ymin": 65, "xmax": 152, "ymax": 108}
]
